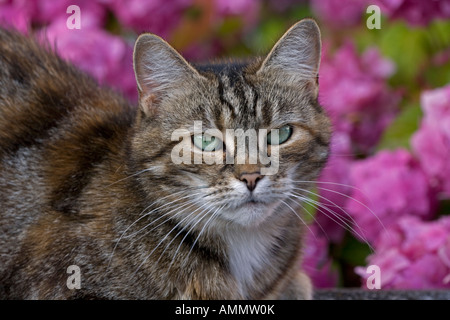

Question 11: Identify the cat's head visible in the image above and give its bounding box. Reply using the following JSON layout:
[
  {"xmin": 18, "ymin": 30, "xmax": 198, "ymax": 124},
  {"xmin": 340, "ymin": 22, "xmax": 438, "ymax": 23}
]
[{"xmin": 131, "ymin": 19, "xmax": 330, "ymax": 227}]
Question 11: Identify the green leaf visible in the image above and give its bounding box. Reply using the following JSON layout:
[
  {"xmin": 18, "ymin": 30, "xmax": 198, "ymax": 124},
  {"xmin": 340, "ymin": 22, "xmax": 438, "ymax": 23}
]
[
  {"xmin": 339, "ymin": 235, "xmax": 372, "ymax": 266},
  {"xmin": 438, "ymin": 199, "xmax": 450, "ymax": 216},
  {"xmin": 218, "ymin": 16, "xmax": 243, "ymax": 36},
  {"xmin": 247, "ymin": 19, "xmax": 286, "ymax": 54},
  {"xmin": 424, "ymin": 62, "xmax": 450, "ymax": 88},
  {"xmin": 426, "ymin": 20, "xmax": 450, "ymax": 54},
  {"xmin": 302, "ymin": 188, "xmax": 319, "ymax": 224},
  {"xmin": 376, "ymin": 102, "xmax": 423, "ymax": 151},
  {"xmin": 378, "ymin": 22, "xmax": 429, "ymax": 89}
]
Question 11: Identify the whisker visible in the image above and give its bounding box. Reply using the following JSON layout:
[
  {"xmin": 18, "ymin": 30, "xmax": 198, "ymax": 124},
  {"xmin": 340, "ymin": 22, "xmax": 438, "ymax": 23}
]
[
  {"xmin": 289, "ymin": 179, "xmax": 388, "ymax": 239},
  {"xmin": 132, "ymin": 207, "xmax": 203, "ymax": 278},
  {"xmin": 301, "ymin": 185, "xmax": 388, "ymax": 237},
  {"xmin": 155, "ymin": 200, "xmax": 219, "ymax": 264},
  {"xmin": 124, "ymin": 192, "xmax": 206, "ymax": 240},
  {"xmin": 108, "ymin": 190, "xmax": 209, "ymax": 269},
  {"xmin": 292, "ymin": 187, "xmax": 356, "ymax": 226},
  {"xmin": 186, "ymin": 205, "xmax": 224, "ymax": 260},
  {"xmin": 107, "ymin": 190, "xmax": 193, "ymax": 268},
  {"xmin": 279, "ymin": 199, "xmax": 315, "ymax": 236},
  {"xmin": 290, "ymin": 192, "xmax": 374, "ymax": 252},
  {"xmin": 129, "ymin": 198, "xmax": 204, "ymax": 246},
  {"xmin": 106, "ymin": 167, "xmax": 154, "ymax": 187},
  {"xmin": 162, "ymin": 203, "xmax": 220, "ymax": 277},
  {"xmin": 290, "ymin": 179, "xmax": 366, "ymax": 194},
  {"xmin": 132, "ymin": 198, "xmax": 222, "ymax": 277},
  {"xmin": 121, "ymin": 191, "xmax": 196, "ymax": 239},
  {"xmin": 285, "ymin": 193, "xmax": 330, "ymax": 241}
]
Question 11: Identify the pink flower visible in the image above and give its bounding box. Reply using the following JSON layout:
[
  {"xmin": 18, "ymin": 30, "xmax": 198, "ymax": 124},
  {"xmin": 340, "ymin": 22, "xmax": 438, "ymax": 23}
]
[
  {"xmin": 214, "ymin": 0, "xmax": 260, "ymax": 28},
  {"xmin": 377, "ymin": 0, "xmax": 450, "ymax": 26},
  {"xmin": 411, "ymin": 85, "xmax": 450, "ymax": 197},
  {"xmin": 32, "ymin": 0, "xmax": 107, "ymax": 28},
  {"xmin": 346, "ymin": 149, "xmax": 436, "ymax": 244},
  {"xmin": 0, "ymin": 0, "xmax": 35, "ymax": 32},
  {"xmin": 267, "ymin": 0, "xmax": 306, "ymax": 12},
  {"xmin": 302, "ymin": 224, "xmax": 338, "ymax": 288},
  {"xmin": 311, "ymin": 0, "xmax": 370, "ymax": 28},
  {"xmin": 215, "ymin": 0, "xmax": 258, "ymax": 16},
  {"xmin": 356, "ymin": 216, "xmax": 450, "ymax": 289},
  {"xmin": 0, "ymin": 0, "xmax": 107, "ymax": 32},
  {"xmin": 41, "ymin": 19, "xmax": 137, "ymax": 102},
  {"xmin": 181, "ymin": 40, "xmax": 224, "ymax": 63},
  {"xmin": 109, "ymin": 0, "xmax": 192, "ymax": 38},
  {"xmin": 316, "ymin": 132, "xmax": 354, "ymax": 243},
  {"xmin": 319, "ymin": 42, "xmax": 400, "ymax": 154}
]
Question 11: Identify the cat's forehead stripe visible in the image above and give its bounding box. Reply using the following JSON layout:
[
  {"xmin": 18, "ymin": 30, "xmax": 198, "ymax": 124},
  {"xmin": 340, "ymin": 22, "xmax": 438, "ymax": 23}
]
[
  {"xmin": 217, "ymin": 76, "xmax": 237, "ymax": 121},
  {"xmin": 215, "ymin": 71, "xmax": 263, "ymax": 129}
]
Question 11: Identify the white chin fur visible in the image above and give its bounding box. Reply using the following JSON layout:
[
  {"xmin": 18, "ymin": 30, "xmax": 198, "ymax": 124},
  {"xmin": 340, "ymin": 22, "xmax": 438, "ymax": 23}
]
[
  {"xmin": 217, "ymin": 178, "xmax": 282, "ymax": 226},
  {"xmin": 219, "ymin": 200, "xmax": 280, "ymax": 227}
]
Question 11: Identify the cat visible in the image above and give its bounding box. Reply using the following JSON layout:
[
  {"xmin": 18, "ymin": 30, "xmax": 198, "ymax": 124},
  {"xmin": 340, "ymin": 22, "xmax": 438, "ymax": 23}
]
[{"xmin": 0, "ymin": 19, "xmax": 330, "ymax": 299}]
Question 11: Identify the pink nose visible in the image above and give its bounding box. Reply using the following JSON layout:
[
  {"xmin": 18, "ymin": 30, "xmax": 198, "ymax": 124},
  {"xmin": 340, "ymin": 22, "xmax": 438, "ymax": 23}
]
[{"xmin": 239, "ymin": 172, "xmax": 263, "ymax": 191}]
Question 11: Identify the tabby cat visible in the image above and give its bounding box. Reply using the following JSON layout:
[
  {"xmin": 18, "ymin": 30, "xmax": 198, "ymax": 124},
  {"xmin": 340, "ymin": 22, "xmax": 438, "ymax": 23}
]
[{"xmin": 0, "ymin": 19, "xmax": 330, "ymax": 299}]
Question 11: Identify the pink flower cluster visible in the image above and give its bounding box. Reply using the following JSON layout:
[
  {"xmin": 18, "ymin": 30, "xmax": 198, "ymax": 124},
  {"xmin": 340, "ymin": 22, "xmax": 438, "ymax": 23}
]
[
  {"xmin": 312, "ymin": 0, "xmax": 450, "ymax": 27},
  {"xmin": 378, "ymin": 0, "xmax": 450, "ymax": 26},
  {"xmin": 215, "ymin": 0, "xmax": 260, "ymax": 26},
  {"xmin": 0, "ymin": 0, "xmax": 106, "ymax": 32},
  {"xmin": 315, "ymin": 43, "xmax": 450, "ymax": 288},
  {"xmin": 346, "ymin": 149, "xmax": 436, "ymax": 243},
  {"xmin": 311, "ymin": 0, "xmax": 370, "ymax": 28},
  {"xmin": 316, "ymin": 132, "xmax": 354, "ymax": 243},
  {"xmin": 412, "ymin": 85, "xmax": 450, "ymax": 197},
  {"xmin": 356, "ymin": 216, "xmax": 450, "ymax": 288},
  {"xmin": 0, "ymin": 0, "xmax": 135, "ymax": 101},
  {"xmin": 109, "ymin": 0, "xmax": 192, "ymax": 37},
  {"xmin": 42, "ymin": 21, "xmax": 137, "ymax": 102},
  {"xmin": 314, "ymin": 42, "xmax": 400, "ymax": 246},
  {"xmin": 301, "ymin": 225, "xmax": 339, "ymax": 288},
  {"xmin": 347, "ymin": 85, "xmax": 450, "ymax": 288},
  {"xmin": 319, "ymin": 42, "xmax": 400, "ymax": 154},
  {"xmin": 0, "ymin": 0, "xmax": 262, "ymax": 103}
]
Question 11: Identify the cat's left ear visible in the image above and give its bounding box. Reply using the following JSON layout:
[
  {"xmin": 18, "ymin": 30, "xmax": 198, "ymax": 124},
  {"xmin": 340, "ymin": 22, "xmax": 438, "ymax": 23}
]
[
  {"xmin": 257, "ymin": 19, "xmax": 321, "ymax": 85},
  {"xmin": 133, "ymin": 33, "xmax": 203, "ymax": 116}
]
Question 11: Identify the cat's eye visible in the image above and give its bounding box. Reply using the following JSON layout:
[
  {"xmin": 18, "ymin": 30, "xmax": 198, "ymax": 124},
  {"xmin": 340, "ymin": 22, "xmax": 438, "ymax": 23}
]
[
  {"xmin": 267, "ymin": 125, "xmax": 293, "ymax": 145},
  {"xmin": 192, "ymin": 134, "xmax": 223, "ymax": 151}
]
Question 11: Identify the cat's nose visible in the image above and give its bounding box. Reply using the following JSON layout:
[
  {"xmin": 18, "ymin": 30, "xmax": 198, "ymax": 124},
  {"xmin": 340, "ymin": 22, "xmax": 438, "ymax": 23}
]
[{"xmin": 239, "ymin": 172, "xmax": 263, "ymax": 192}]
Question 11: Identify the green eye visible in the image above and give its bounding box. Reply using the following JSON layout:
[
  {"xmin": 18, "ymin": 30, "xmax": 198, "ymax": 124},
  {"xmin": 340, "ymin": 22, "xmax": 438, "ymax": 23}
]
[
  {"xmin": 192, "ymin": 134, "xmax": 223, "ymax": 151},
  {"xmin": 267, "ymin": 125, "xmax": 293, "ymax": 145}
]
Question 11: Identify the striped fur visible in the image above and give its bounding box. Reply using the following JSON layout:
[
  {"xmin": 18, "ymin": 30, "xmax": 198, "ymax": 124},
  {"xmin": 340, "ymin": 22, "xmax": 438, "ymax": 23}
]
[{"xmin": 0, "ymin": 19, "xmax": 330, "ymax": 299}]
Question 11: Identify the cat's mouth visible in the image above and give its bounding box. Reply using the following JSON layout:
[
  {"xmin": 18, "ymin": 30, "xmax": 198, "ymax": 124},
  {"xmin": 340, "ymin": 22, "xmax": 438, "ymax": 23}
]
[
  {"xmin": 241, "ymin": 196, "xmax": 266, "ymax": 207},
  {"xmin": 222, "ymin": 195, "xmax": 280, "ymax": 227},
  {"xmin": 244, "ymin": 199, "xmax": 260, "ymax": 207},
  {"xmin": 228, "ymin": 196, "xmax": 263, "ymax": 210}
]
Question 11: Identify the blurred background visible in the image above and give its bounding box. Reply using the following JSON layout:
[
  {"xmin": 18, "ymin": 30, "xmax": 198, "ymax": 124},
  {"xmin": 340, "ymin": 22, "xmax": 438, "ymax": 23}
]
[{"xmin": 1, "ymin": 0, "xmax": 450, "ymax": 290}]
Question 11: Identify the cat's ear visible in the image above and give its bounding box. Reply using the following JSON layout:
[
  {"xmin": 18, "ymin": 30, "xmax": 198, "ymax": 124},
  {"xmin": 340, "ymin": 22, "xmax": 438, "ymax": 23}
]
[
  {"xmin": 133, "ymin": 34, "xmax": 202, "ymax": 115},
  {"xmin": 257, "ymin": 19, "xmax": 321, "ymax": 83}
]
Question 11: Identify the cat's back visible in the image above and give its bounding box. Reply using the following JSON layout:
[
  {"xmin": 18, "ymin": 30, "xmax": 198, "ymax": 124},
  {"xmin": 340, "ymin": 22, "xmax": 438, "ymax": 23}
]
[
  {"xmin": 0, "ymin": 28, "xmax": 134, "ymax": 157},
  {"xmin": 0, "ymin": 28, "xmax": 135, "ymax": 284}
]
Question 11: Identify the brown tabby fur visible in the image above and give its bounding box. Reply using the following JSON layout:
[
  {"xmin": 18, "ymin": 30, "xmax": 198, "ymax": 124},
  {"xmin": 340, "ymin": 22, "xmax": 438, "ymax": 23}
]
[{"xmin": 0, "ymin": 19, "xmax": 330, "ymax": 299}]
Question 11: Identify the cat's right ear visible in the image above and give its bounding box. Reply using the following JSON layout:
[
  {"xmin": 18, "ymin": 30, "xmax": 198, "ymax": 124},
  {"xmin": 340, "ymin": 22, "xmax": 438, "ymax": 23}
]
[
  {"xmin": 257, "ymin": 19, "xmax": 321, "ymax": 87},
  {"xmin": 133, "ymin": 34, "xmax": 202, "ymax": 116}
]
